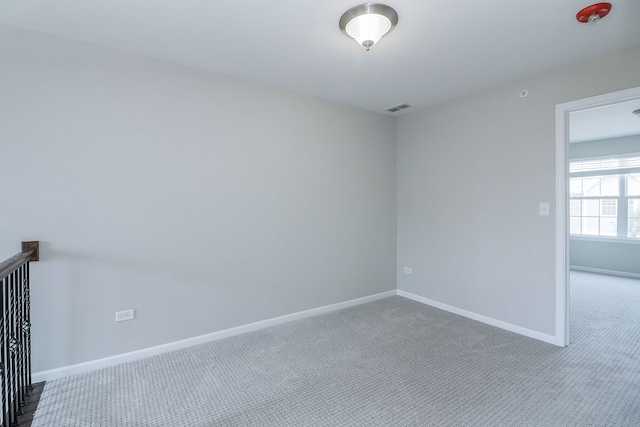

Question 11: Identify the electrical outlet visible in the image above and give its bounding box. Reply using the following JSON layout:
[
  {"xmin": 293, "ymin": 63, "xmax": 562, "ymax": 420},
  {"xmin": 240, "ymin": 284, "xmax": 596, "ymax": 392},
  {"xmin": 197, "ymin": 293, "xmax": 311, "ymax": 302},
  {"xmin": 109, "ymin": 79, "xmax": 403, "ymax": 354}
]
[
  {"xmin": 115, "ymin": 309, "xmax": 135, "ymax": 322},
  {"xmin": 404, "ymin": 267, "xmax": 413, "ymax": 274}
]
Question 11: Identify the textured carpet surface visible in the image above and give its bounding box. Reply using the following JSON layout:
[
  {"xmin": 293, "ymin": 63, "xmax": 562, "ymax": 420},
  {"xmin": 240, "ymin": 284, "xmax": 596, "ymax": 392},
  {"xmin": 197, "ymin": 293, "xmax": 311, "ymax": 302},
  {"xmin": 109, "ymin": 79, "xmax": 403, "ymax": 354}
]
[{"xmin": 32, "ymin": 272, "xmax": 640, "ymax": 426}]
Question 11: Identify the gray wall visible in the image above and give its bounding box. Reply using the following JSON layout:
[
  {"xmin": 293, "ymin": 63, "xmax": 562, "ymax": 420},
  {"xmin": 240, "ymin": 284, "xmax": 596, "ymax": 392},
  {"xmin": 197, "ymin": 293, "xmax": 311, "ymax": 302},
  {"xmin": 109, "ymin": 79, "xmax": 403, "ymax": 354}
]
[
  {"xmin": 570, "ymin": 135, "xmax": 640, "ymax": 159},
  {"xmin": 0, "ymin": 25, "xmax": 397, "ymax": 372},
  {"xmin": 570, "ymin": 240, "xmax": 640, "ymax": 276},
  {"xmin": 397, "ymin": 44, "xmax": 640, "ymax": 336},
  {"xmin": 570, "ymin": 135, "xmax": 640, "ymax": 276}
]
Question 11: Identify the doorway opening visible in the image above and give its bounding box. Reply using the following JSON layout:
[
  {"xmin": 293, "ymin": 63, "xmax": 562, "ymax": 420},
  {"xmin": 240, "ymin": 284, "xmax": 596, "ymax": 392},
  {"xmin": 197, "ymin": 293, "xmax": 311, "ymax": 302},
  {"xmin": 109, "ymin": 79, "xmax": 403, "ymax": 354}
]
[{"xmin": 556, "ymin": 86, "xmax": 640, "ymax": 346}]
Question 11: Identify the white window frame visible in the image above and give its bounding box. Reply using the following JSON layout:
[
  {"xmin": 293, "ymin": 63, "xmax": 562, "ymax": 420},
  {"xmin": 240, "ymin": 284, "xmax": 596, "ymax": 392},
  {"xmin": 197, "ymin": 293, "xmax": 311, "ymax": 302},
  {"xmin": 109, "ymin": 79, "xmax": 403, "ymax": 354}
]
[{"xmin": 570, "ymin": 154, "xmax": 640, "ymax": 243}]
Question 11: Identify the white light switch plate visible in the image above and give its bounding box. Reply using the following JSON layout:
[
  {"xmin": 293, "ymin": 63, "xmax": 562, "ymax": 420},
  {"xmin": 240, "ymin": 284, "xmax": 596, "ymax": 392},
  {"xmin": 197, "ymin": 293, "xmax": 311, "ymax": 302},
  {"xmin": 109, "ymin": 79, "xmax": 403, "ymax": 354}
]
[{"xmin": 539, "ymin": 202, "xmax": 550, "ymax": 216}]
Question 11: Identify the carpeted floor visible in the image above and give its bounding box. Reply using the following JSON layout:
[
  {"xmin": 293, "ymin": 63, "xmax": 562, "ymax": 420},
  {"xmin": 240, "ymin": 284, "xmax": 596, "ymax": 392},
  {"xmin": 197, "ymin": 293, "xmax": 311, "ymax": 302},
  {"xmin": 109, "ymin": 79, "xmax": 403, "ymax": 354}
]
[{"xmin": 32, "ymin": 272, "xmax": 640, "ymax": 426}]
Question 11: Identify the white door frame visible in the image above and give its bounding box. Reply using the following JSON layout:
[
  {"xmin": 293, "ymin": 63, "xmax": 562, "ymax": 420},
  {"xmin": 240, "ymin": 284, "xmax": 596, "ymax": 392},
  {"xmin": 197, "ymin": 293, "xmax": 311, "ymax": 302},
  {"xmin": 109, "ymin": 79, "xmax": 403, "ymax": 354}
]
[{"xmin": 555, "ymin": 86, "xmax": 640, "ymax": 347}]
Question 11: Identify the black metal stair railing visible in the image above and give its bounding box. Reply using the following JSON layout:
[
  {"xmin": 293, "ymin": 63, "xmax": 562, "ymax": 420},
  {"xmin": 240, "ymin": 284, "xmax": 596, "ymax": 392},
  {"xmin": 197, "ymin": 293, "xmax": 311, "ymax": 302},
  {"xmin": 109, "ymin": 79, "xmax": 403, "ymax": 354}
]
[{"xmin": 0, "ymin": 242, "xmax": 38, "ymax": 427}]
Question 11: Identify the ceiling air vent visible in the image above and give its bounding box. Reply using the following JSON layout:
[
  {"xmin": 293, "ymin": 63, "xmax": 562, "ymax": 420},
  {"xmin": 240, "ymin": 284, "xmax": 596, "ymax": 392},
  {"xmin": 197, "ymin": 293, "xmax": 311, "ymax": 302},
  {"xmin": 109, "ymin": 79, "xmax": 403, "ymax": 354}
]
[{"xmin": 385, "ymin": 103, "xmax": 411, "ymax": 113}]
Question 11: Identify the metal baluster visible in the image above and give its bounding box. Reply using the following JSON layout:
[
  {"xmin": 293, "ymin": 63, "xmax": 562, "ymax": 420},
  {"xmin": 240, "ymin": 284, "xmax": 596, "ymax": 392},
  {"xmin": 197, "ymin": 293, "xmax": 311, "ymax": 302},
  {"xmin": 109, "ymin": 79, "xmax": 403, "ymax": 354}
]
[
  {"xmin": 8, "ymin": 272, "xmax": 18, "ymax": 425},
  {"xmin": 1, "ymin": 276, "xmax": 7, "ymax": 427},
  {"xmin": 21, "ymin": 264, "xmax": 32, "ymax": 399},
  {"xmin": 0, "ymin": 243, "xmax": 38, "ymax": 426},
  {"xmin": 15, "ymin": 266, "xmax": 25, "ymax": 413},
  {"xmin": 5, "ymin": 273, "xmax": 15, "ymax": 426},
  {"xmin": 24, "ymin": 273, "xmax": 32, "ymax": 395}
]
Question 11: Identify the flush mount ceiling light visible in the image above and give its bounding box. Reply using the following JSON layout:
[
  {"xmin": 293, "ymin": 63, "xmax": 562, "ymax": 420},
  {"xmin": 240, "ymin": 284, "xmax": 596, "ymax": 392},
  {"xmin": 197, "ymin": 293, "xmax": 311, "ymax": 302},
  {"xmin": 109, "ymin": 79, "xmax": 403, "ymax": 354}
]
[
  {"xmin": 339, "ymin": 3, "xmax": 398, "ymax": 51},
  {"xmin": 576, "ymin": 2, "xmax": 612, "ymax": 23}
]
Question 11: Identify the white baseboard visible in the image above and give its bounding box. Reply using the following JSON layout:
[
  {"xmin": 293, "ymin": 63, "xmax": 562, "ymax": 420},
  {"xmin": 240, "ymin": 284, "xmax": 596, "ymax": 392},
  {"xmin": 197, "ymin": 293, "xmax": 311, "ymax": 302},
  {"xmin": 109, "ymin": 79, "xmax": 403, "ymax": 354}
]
[
  {"xmin": 396, "ymin": 290, "xmax": 562, "ymax": 346},
  {"xmin": 570, "ymin": 265, "xmax": 640, "ymax": 280},
  {"xmin": 32, "ymin": 290, "xmax": 396, "ymax": 383}
]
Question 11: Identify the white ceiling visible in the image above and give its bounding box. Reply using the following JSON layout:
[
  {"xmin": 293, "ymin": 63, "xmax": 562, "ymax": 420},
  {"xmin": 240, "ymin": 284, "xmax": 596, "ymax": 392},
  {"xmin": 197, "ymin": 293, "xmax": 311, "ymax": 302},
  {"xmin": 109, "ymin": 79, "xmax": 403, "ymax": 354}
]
[
  {"xmin": 570, "ymin": 98, "xmax": 640, "ymax": 143},
  {"xmin": 1, "ymin": 1, "xmax": 639, "ymax": 116}
]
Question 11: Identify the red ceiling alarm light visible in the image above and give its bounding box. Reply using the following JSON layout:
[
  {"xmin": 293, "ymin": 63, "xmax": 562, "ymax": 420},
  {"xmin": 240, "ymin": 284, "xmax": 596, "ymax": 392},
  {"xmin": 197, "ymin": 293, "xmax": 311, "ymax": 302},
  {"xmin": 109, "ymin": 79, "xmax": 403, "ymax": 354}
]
[{"xmin": 576, "ymin": 3, "xmax": 612, "ymax": 23}]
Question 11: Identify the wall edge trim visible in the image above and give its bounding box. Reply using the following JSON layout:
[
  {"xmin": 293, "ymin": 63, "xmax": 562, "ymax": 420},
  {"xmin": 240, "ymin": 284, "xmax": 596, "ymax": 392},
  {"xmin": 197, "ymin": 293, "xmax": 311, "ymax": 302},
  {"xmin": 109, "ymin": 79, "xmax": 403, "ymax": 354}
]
[
  {"xmin": 396, "ymin": 290, "xmax": 562, "ymax": 346},
  {"xmin": 570, "ymin": 265, "xmax": 640, "ymax": 279},
  {"xmin": 33, "ymin": 290, "xmax": 397, "ymax": 382}
]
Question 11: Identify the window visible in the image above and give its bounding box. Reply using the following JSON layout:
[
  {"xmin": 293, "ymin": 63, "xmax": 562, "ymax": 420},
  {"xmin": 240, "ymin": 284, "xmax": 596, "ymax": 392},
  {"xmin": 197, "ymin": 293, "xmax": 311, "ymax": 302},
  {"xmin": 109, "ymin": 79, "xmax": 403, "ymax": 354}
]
[
  {"xmin": 570, "ymin": 156, "xmax": 640, "ymax": 240},
  {"xmin": 628, "ymin": 173, "xmax": 640, "ymax": 238}
]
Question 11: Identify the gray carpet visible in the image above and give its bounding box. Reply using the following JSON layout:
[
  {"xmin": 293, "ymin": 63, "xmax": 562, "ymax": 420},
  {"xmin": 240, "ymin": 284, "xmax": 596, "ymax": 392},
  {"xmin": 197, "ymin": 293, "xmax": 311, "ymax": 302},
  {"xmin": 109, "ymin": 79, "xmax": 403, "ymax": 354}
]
[{"xmin": 32, "ymin": 272, "xmax": 640, "ymax": 426}]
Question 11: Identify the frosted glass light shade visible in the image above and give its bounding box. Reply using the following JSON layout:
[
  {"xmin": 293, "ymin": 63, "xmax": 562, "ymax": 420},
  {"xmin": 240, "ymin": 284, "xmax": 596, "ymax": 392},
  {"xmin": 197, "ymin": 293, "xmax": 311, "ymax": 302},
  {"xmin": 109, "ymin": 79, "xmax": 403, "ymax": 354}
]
[
  {"xmin": 339, "ymin": 3, "xmax": 398, "ymax": 51},
  {"xmin": 345, "ymin": 14, "xmax": 392, "ymax": 48}
]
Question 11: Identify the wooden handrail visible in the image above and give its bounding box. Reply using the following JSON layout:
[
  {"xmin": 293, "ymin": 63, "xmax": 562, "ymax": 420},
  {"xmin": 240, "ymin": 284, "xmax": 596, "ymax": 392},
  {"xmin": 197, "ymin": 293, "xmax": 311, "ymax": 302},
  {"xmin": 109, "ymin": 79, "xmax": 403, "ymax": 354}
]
[
  {"xmin": 0, "ymin": 242, "xmax": 38, "ymax": 281},
  {"xmin": 0, "ymin": 251, "xmax": 35, "ymax": 282}
]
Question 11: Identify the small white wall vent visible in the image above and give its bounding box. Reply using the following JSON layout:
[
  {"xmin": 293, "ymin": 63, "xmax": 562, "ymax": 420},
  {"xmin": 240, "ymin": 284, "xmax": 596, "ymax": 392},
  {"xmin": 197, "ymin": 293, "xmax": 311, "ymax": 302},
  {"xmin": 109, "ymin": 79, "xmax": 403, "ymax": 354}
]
[{"xmin": 385, "ymin": 103, "xmax": 410, "ymax": 113}]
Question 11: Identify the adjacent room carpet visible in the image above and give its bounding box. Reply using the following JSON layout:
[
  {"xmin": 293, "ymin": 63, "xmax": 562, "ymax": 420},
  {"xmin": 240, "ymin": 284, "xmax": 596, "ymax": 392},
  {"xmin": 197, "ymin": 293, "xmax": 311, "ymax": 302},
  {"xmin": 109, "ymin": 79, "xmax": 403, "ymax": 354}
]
[{"xmin": 32, "ymin": 272, "xmax": 640, "ymax": 426}]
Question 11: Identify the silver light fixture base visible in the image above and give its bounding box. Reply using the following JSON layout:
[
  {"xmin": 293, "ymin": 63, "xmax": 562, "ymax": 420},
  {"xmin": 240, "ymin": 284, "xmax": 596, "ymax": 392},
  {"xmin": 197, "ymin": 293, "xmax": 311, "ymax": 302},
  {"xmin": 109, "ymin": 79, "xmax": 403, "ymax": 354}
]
[{"xmin": 339, "ymin": 3, "xmax": 398, "ymax": 50}]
